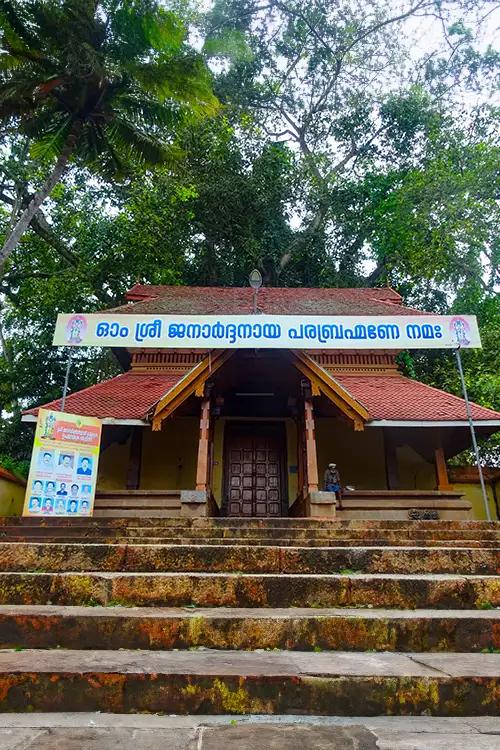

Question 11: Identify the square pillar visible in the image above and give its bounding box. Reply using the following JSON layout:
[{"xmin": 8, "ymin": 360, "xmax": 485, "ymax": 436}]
[
  {"xmin": 434, "ymin": 444, "xmax": 452, "ymax": 491},
  {"xmin": 304, "ymin": 397, "xmax": 319, "ymax": 494},
  {"xmin": 195, "ymin": 397, "xmax": 211, "ymax": 492}
]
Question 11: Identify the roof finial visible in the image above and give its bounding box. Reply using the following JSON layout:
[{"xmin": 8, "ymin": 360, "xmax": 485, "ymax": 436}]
[{"xmin": 249, "ymin": 269, "xmax": 263, "ymax": 314}]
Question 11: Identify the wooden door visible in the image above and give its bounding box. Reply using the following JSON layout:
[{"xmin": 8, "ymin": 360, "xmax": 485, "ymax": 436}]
[{"xmin": 224, "ymin": 423, "xmax": 286, "ymax": 517}]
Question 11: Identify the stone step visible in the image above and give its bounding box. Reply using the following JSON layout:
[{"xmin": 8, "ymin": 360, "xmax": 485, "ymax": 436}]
[
  {"xmin": 0, "ymin": 571, "xmax": 497, "ymax": 608},
  {"xmin": 0, "ymin": 543, "xmax": 497, "ymax": 575},
  {"xmin": 0, "ymin": 605, "xmax": 497, "ymax": 652},
  {"xmin": 1, "ymin": 518, "xmax": 496, "ymax": 528},
  {"xmin": 1, "ymin": 534, "xmax": 498, "ymax": 548},
  {"xmin": 1, "ymin": 526, "xmax": 498, "ymax": 541},
  {"xmin": 0, "ymin": 648, "xmax": 497, "ymax": 715},
  {"xmin": 1, "ymin": 714, "xmax": 500, "ymax": 750}
]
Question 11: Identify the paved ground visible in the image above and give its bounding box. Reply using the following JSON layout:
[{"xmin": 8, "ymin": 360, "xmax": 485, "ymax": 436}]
[{"xmin": 1, "ymin": 715, "xmax": 499, "ymax": 749}]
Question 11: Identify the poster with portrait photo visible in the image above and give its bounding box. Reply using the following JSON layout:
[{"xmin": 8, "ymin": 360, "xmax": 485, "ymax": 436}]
[
  {"xmin": 23, "ymin": 409, "xmax": 102, "ymax": 517},
  {"xmin": 56, "ymin": 452, "xmax": 75, "ymax": 476}
]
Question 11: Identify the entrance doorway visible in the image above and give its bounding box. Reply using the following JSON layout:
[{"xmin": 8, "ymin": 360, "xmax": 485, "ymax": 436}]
[{"xmin": 223, "ymin": 422, "xmax": 287, "ymax": 517}]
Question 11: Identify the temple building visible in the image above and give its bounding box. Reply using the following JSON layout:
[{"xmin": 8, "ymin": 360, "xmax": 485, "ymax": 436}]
[{"xmin": 23, "ymin": 285, "xmax": 500, "ymax": 520}]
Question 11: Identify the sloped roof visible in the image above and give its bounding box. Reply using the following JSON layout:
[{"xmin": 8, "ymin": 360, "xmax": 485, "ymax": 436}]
[
  {"xmin": 107, "ymin": 284, "xmax": 425, "ymax": 317},
  {"xmin": 334, "ymin": 374, "xmax": 500, "ymax": 423},
  {"xmin": 24, "ymin": 372, "xmax": 184, "ymax": 422},
  {"xmin": 24, "ymin": 366, "xmax": 500, "ymax": 425}
]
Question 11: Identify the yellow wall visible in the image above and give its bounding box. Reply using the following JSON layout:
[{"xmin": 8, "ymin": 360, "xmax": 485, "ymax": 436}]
[
  {"xmin": 96, "ymin": 418, "xmax": 469, "ymax": 503},
  {"xmin": 141, "ymin": 417, "xmax": 198, "ymax": 490},
  {"xmin": 97, "ymin": 434, "xmax": 131, "ymax": 489},
  {"xmin": 396, "ymin": 445, "xmax": 436, "ymax": 490},
  {"xmin": 453, "ymin": 480, "xmax": 499, "ymax": 521},
  {"xmin": 316, "ymin": 419, "xmax": 386, "ymax": 489},
  {"xmin": 97, "ymin": 419, "xmax": 199, "ymax": 491},
  {"xmin": 0, "ymin": 477, "xmax": 25, "ymax": 516},
  {"xmin": 212, "ymin": 417, "xmax": 298, "ymax": 507}
]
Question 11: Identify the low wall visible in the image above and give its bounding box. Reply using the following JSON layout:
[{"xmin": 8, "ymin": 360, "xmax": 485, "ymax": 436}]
[{"xmin": 0, "ymin": 470, "xmax": 26, "ymax": 517}]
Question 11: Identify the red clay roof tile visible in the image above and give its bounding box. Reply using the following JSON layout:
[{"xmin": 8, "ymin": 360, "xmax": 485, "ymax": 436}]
[
  {"xmin": 24, "ymin": 371, "xmax": 184, "ymax": 421},
  {"xmin": 110, "ymin": 285, "xmax": 423, "ymax": 317},
  {"xmin": 335, "ymin": 374, "xmax": 500, "ymax": 422},
  {"xmin": 24, "ymin": 368, "xmax": 500, "ymax": 424}
]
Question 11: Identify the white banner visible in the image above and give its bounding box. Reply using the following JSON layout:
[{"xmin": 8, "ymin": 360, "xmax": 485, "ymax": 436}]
[{"xmin": 53, "ymin": 313, "xmax": 481, "ymax": 350}]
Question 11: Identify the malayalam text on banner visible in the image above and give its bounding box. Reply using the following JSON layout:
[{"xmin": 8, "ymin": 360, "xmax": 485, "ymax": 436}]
[
  {"xmin": 53, "ymin": 313, "xmax": 482, "ymax": 350},
  {"xmin": 23, "ymin": 409, "xmax": 102, "ymax": 518}
]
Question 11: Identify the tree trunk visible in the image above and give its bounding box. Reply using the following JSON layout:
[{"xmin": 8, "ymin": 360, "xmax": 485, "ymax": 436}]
[
  {"xmin": 0, "ymin": 308, "xmax": 19, "ymax": 417},
  {"xmin": 0, "ymin": 121, "xmax": 81, "ymax": 271}
]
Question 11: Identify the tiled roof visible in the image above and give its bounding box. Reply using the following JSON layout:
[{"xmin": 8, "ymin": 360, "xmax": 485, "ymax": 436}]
[
  {"xmin": 108, "ymin": 284, "xmax": 425, "ymax": 317},
  {"xmin": 24, "ymin": 367, "xmax": 500, "ymax": 424},
  {"xmin": 25, "ymin": 371, "xmax": 184, "ymax": 421},
  {"xmin": 334, "ymin": 374, "xmax": 500, "ymax": 423}
]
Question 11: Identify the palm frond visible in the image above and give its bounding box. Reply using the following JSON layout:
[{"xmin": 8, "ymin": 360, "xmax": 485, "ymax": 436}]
[
  {"xmin": 0, "ymin": 0, "xmax": 42, "ymax": 52},
  {"xmin": 0, "ymin": 76, "xmax": 41, "ymax": 118},
  {"xmin": 130, "ymin": 56, "xmax": 219, "ymax": 115},
  {"xmin": 30, "ymin": 116, "xmax": 72, "ymax": 160},
  {"xmin": 105, "ymin": 116, "xmax": 170, "ymax": 166},
  {"xmin": 113, "ymin": 92, "xmax": 182, "ymax": 130},
  {"xmin": 141, "ymin": 8, "xmax": 186, "ymax": 54},
  {"xmin": 0, "ymin": 52, "xmax": 24, "ymax": 71}
]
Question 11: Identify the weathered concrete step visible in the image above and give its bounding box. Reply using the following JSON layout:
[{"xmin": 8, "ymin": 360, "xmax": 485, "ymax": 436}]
[
  {"xmin": 1, "ymin": 518, "xmax": 496, "ymax": 528},
  {"xmin": 2, "ymin": 527, "xmax": 498, "ymax": 544},
  {"xmin": 1, "ymin": 534, "xmax": 498, "ymax": 548},
  {"xmin": 1, "ymin": 715, "xmax": 499, "ymax": 750},
  {"xmin": 0, "ymin": 571, "xmax": 497, "ymax": 608},
  {"xmin": 0, "ymin": 649, "xmax": 497, "ymax": 715},
  {"xmin": 1, "ymin": 605, "xmax": 497, "ymax": 652},
  {"xmin": 0, "ymin": 543, "xmax": 497, "ymax": 575},
  {"xmin": 2, "ymin": 524, "xmax": 498, "ymax": 541}
]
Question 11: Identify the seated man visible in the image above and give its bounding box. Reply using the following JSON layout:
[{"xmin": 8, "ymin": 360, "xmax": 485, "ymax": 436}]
[{"xmin": 323, "ymin": 462, "xmax": 343, "ymax": 509}]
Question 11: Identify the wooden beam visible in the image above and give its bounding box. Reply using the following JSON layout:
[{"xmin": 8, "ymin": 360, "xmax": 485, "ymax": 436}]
[
  {"xmin": 195, "ymin": 397, "xmax": 211, "ymax": 492},
  {"xmin": 434, "ymin": 445, "xmax": 453, "ymax": 491},
  {"xmin": 126, "ymin": 427, "xmax": 143, "ymax": 490},
  {"xmin": 286, "ymin": 350, "xmax": 368, "ymax": 430},
  {"xmin": 151, "ymin": 350, "xmax": 234, "ymax": 430},
  {"xmin": 304, "ymin": 398, "xmax": 319, "ymax": 494}
]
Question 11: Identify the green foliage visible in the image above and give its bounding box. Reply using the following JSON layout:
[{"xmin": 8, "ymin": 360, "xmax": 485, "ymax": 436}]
[
  {"xmin": 0, "ymin": 0, "xmax": 218, "ymax": 176},
  {"xmin": 0, "ymin": 0, "xmax": 498, "ymax": 468}
]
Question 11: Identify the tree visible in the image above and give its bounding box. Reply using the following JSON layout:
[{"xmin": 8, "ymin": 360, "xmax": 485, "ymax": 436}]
[
  {"xmin": 0, "ymin": 0, "xmax": 218, "ymax": 269},
  {"xmin": 207, "ymin": 0, "xmax": 499, "ymax": 280}
]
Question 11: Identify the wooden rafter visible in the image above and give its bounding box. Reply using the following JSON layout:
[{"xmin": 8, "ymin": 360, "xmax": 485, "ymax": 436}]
[
  {"xmin": 150, "ymin": 350, "xmax": 234, "ymax": 431},
  {"xmin": 287, "ymin": 350, "xmax": 369, "ymax": 431}
]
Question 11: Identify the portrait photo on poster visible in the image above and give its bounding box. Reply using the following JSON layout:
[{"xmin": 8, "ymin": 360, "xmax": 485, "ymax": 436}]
[{"xmin": 76, "ymin": 455, "xmax": 93, "ymax": 476}]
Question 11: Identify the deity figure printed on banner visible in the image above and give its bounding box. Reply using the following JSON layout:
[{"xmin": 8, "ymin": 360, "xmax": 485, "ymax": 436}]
[
  {"xmin": 66, "ymin": 315, "xmax": 86, "ymax": 344},
  {"xmin": 40, "ymin": 412, "xmax": 56, "ymax": 440},
  {"xmin": 451, "ymin": 318, "xmax": 470, "ymax": 347}
]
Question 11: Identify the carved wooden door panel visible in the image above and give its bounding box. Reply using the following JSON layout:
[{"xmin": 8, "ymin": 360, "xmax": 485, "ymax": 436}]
[{"xmin": 225, "ymin": 425, "xmax": 285, "ymax": 517}]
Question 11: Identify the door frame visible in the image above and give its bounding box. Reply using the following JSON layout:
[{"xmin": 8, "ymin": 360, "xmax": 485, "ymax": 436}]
[{"xmin": 222, "ymin": 420, "xmax": 289, "ymax": 517}]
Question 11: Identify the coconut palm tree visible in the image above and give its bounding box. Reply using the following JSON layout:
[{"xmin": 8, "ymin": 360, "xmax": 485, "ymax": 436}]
[{"xmin": 0, "ymin": 0, "xmax": 219, "ymax": 268}]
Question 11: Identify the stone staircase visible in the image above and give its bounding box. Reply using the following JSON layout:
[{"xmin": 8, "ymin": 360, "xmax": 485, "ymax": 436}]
[{"xmin": 0, "ymin": 517, "xmax": 497, "ymax": 716}]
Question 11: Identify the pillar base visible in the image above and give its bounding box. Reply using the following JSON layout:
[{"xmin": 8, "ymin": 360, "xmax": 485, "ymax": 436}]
[
  {"xmin": 307, "ymin": 491, "xmax": 337, "ymax": 518},
  {"xmin": 180, "ymin": 490, "xmax": 208, "ymax": 518}
]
